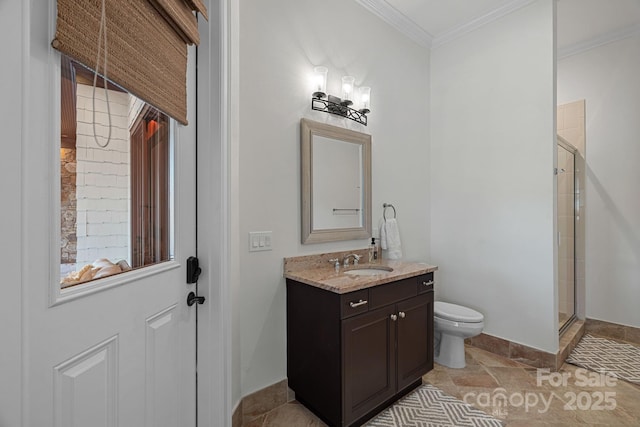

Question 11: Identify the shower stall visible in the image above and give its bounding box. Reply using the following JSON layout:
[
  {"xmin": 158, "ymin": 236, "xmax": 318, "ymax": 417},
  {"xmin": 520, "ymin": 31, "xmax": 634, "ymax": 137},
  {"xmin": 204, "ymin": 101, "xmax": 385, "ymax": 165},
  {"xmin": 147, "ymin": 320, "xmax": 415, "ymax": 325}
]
[{"xmin": 557, "ymin": 136, "xmax": 581, "ymax": 332}]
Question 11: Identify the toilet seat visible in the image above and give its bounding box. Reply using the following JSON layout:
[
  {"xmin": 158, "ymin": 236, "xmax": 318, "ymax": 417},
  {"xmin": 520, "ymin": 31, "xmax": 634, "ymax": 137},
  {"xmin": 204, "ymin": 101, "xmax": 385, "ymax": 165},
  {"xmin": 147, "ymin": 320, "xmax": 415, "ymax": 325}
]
[{"xmin": 435, "ymin": 301, "xmax": 483, "ymax": 323}]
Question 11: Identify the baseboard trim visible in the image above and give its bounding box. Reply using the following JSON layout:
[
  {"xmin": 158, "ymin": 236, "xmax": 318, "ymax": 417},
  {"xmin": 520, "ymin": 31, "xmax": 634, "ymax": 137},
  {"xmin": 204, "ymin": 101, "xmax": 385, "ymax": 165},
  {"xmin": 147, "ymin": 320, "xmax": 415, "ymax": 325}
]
[
  {"xmin": 585, "ymin": 318, "xmax": 640, "ymax": 345},
  {"xmin": 465, "ymin": 333, "xmax": 557, "ymax": 369},
  {"xmin": 232, "ymin": 379, "xmax": 295, "ymax": 427},
  {"xmin": 231, "ymin": 399, "xmax": 242, "ymax": 427},
  {"xmin": 466, "ymin": 321, "xmax": 585, "ymax": 371}
]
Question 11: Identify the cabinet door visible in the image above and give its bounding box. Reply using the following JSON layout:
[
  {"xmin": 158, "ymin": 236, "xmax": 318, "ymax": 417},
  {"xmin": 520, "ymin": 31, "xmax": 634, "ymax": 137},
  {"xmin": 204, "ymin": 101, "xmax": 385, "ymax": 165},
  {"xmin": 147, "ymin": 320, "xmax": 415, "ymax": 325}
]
[
  {"xmin": 396, "ymin": 292, "xmax": 434, "ymax": 391},
  {"xmin": 342, "ymin": 305, "xmax": 397, "ymax": 425}
]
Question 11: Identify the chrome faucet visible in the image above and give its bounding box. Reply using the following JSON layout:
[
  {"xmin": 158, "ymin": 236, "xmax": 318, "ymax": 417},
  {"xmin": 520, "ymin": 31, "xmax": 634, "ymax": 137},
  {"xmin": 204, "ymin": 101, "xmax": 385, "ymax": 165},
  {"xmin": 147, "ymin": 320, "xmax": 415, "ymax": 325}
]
[{"xmin": 342, "ymin": 254, "xmax": 360, "ymax": 267}]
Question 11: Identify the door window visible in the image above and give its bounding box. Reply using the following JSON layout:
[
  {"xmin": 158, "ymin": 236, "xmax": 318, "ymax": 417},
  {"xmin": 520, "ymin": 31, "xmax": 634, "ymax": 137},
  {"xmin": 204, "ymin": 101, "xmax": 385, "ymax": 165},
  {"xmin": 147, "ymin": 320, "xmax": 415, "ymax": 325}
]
[{"xmin": 60, "ymin": 56, "xmax": 174, "ymax": 288}]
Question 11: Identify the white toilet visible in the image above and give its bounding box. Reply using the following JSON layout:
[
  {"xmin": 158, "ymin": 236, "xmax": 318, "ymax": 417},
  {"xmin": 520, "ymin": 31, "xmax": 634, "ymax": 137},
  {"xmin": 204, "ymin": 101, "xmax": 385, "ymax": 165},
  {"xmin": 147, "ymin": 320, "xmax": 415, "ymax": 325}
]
[{"xmin": 434, "ymin": 301, "xmax": 484, "ymax": 368}]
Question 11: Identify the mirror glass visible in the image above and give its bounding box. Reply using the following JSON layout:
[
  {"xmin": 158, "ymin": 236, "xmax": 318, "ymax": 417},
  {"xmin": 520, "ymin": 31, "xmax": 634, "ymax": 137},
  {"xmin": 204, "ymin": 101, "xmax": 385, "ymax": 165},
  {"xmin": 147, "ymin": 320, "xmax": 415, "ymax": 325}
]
[
  {"xmin": 300, "ymin": 119, "xmax": 371, "ymax": 244},
  {"xmin": 312, "ymin": 136, "xmax": 363, "ymax": 229}
]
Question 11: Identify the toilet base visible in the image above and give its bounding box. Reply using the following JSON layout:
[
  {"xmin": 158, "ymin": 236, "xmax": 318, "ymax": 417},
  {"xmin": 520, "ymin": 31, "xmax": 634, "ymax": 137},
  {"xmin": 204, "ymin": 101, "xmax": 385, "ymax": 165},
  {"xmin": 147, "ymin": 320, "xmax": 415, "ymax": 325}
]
[{"xmin": 434, "ymin": 333, "xmax": 467, "ymax": 369}]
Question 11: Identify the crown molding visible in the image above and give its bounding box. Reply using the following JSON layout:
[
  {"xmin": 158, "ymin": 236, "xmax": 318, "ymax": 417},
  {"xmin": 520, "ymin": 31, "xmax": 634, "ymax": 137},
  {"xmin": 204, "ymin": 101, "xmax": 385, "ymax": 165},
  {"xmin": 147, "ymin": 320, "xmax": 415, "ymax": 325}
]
[
  {"xmin": 355, "ymin": 0, "xmax": 433, "ymax": 49},
  {"xmin": 558, "ymin": 23, "xmax": 640, "ymax": 60},
  {"xmin": 431, "ymin": 0, "xmax": 536, "ymax": 49}
]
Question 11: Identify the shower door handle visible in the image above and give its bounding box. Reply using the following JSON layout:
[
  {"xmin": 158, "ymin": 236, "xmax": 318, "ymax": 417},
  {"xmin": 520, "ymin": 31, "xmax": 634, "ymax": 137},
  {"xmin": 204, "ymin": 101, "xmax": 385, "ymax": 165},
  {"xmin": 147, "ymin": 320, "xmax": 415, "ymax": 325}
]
[{"xmin": 557, "ymin": 231, "xmax": 561, "ymax": 247}]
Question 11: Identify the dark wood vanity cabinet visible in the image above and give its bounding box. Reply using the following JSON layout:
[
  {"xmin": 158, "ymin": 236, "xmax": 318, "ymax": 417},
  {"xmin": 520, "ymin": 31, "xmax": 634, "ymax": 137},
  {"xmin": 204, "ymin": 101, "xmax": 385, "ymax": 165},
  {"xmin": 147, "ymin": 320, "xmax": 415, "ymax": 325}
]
[{"xmin": 286, "ymin": 273, "xmax": 434, "ymax": 427}]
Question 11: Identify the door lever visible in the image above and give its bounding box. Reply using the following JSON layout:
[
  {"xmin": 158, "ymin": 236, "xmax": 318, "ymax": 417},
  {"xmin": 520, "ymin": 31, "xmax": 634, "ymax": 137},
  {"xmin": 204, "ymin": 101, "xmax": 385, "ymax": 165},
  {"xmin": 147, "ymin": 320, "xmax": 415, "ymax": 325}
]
[{"xmin": 187, "ymin": 291, "xmax": 206, "ymax": 306}]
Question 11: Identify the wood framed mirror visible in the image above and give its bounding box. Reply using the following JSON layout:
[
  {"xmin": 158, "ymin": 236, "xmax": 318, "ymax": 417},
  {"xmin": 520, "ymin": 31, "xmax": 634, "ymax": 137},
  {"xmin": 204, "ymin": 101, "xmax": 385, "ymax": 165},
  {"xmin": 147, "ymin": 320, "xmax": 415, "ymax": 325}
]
[{"xmin": 300, "ymin": 119, "xmax": 372, "ymax": 244}]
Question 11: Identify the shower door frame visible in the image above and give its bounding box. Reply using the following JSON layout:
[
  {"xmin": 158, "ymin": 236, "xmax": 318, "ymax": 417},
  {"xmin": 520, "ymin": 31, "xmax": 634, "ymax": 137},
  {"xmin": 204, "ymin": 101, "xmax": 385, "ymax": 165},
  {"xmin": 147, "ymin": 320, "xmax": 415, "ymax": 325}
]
[{"xmin": 557, "ymin": 136, "xmax": 578, "ymax": 334}]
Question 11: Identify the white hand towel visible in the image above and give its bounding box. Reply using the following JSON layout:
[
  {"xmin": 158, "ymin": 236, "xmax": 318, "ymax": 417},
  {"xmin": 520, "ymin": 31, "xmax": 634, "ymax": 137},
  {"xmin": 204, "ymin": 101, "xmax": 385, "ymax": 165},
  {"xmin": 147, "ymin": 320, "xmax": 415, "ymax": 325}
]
[{"xmin": 380, "ymin": 218, "xmax": 403, "ymax": 260}]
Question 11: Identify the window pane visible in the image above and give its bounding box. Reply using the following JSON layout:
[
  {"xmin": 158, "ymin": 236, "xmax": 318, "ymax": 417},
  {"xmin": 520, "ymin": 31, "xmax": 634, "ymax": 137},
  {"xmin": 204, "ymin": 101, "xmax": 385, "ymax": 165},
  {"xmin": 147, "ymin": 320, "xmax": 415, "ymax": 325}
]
[{"xmin": 60, "ymin": 56, "xmax": 173, "ymax": 288}]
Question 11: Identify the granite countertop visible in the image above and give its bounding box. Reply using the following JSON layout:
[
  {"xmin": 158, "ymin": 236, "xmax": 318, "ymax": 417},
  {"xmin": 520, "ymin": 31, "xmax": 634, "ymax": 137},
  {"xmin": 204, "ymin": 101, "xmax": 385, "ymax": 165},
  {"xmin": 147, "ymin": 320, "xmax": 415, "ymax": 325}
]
[{"xmin": 284, "ymin": 256, "xmax": 438, "ymax": 294}]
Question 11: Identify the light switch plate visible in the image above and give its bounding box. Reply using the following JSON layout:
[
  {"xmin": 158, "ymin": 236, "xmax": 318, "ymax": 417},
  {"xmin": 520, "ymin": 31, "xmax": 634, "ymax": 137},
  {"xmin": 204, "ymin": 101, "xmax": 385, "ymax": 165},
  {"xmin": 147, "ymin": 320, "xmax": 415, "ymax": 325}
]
[{"xmin": 249, "ymin": 231, "xmax": 273, "ymax": 252}]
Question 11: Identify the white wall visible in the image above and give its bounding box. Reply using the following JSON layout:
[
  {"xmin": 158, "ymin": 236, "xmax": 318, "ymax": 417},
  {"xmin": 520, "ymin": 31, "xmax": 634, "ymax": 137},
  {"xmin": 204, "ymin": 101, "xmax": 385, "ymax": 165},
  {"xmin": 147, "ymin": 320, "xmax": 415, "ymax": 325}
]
[
  {"xmin": 235, "ymin": 0, "xmax": 430, "ymax": 399},
  {"xmin": 557, "ymin": 34, "xmax": 640, "ymax": 328},
  {"xmin": 0, "ymin": 0, "xmax": 23, "ymax": 424},
  {"xmin": 430, "ymin": 0, "xmax": 558, "ymax": 352}
]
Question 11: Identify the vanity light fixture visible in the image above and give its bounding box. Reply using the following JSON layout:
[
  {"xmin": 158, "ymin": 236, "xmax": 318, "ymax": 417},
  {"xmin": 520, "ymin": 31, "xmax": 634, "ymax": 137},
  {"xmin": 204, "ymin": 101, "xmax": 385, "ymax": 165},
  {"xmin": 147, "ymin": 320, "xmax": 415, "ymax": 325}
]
[{"xmin": 311, "ymin": 68, "xmax": 370, "ymax": 126}]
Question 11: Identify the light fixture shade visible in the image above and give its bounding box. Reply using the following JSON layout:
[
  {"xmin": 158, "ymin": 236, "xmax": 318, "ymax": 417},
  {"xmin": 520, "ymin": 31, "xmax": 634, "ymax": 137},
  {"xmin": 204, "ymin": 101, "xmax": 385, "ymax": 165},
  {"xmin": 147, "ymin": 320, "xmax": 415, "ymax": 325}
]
[
  {"xmin": 341, "ymin": 76, "xmax": 355, "ymax": 103},
  {"xmin": 312, "ymin": 66, "xmax": 328, "ymax": 98},
  {"xmin": 359, "ymin": 86, "xmax": 371, "ymax": 113}
]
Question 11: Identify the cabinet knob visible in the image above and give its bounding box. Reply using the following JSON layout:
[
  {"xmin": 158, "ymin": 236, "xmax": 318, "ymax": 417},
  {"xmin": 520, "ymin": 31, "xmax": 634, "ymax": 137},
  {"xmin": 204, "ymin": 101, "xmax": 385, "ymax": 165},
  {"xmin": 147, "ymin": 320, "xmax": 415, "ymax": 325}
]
[
  {"xmin": 398, "ymin": 311, "xmax": 406, "ymax": 318},
  {"xmin": 390, "ymin": 314, "xmax": 398, "ymax": 321},
  {"xmin": 422, "ymin": 280, "xmax": 434, "ymax": 286}
]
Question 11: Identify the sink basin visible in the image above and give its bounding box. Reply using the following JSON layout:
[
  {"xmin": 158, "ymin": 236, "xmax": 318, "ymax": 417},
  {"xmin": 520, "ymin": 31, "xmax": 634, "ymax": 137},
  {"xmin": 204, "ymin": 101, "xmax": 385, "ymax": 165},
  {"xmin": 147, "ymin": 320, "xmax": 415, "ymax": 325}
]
[{"xmin": 344, "ymin": 266, "xmax": 393, "ymax": 276}]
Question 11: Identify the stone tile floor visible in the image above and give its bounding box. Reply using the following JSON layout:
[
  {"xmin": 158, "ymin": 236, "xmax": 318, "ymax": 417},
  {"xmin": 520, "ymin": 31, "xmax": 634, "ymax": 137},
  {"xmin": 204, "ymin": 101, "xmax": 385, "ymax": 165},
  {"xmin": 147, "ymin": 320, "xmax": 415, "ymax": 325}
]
[{"xmin": 246, "ymin": 345, "xmax": 640, "ymax": 426}]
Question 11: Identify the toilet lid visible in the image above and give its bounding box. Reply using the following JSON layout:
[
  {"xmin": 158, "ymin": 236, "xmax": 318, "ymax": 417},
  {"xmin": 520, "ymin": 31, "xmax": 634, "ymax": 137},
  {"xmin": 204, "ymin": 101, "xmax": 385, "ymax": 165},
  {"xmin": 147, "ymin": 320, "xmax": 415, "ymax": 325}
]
[{"xmin": 435, "ymin": 301, "xmax": 484, "ymax": 323}]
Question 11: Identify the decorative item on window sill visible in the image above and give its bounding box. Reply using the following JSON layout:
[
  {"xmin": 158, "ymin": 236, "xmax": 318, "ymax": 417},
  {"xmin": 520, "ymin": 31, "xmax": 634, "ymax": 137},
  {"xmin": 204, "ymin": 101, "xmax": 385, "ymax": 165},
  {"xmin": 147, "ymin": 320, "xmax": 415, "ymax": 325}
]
[{"xmin": 311, "ymin": 67, "xmax": 371, "ymax": 126}]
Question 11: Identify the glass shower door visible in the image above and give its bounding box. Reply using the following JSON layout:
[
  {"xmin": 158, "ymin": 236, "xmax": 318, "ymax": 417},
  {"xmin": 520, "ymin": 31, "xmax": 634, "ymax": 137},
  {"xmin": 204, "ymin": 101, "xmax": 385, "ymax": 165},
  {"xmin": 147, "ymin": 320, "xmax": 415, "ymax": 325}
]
[{"xmin": 557, "ymin": 142, "xmax": 576, "ymax": 331}]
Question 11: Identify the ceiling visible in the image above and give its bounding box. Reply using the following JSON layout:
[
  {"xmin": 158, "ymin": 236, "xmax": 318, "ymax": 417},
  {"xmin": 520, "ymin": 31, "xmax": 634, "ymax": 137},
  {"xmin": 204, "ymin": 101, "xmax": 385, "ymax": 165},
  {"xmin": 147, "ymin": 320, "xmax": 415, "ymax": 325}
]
[
  {"xmin": 357, "ymin": 0, "xmax": 640, "ymax": 52},
  {"xmin": 556, "ymin": 0, "xmax": 640, "ymax": 50}
]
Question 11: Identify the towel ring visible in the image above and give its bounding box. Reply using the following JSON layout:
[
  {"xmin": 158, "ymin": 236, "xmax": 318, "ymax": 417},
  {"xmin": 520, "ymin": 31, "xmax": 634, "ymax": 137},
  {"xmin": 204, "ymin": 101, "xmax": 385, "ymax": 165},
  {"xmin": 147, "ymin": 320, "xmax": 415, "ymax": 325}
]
[{"xmin": 383, "ymin": 203, "xmax": 396, "ymax": 221}]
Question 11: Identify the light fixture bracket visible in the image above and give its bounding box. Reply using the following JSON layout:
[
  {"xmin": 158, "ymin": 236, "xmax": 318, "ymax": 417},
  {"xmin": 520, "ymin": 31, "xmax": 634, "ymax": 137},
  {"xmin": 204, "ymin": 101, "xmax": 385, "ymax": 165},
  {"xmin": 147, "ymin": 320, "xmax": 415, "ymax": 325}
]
[{"xmin": 311, "ymin": 96, "xmax": 368, "ymax": 126}]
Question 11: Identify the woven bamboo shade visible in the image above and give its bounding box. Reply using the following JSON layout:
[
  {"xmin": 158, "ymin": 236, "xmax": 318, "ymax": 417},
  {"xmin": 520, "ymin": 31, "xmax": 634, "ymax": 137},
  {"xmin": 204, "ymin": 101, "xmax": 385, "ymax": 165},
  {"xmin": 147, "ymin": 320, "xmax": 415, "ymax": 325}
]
[
  {"xmin": 53, "ymin": 0, "xmax": 208, "ymax": 125},
  {"xmin": 148, "ymin": 0, "xmax": 199, "ymax": 45}
]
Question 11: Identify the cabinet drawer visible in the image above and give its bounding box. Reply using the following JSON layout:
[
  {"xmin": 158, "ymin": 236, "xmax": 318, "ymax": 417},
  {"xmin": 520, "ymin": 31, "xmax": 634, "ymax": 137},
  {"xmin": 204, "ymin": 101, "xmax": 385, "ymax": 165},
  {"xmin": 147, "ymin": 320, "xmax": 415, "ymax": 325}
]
[
  {"xmin": 417, "ymin": 273, "xmax": 434, "ymax": 294},
  {"xmin": 369, "ymin": 278, "xmax": 417, "ymax": 310},
  {"xmin": 340, "ymin": 289, "xmax": 370, "ymax": 319}
]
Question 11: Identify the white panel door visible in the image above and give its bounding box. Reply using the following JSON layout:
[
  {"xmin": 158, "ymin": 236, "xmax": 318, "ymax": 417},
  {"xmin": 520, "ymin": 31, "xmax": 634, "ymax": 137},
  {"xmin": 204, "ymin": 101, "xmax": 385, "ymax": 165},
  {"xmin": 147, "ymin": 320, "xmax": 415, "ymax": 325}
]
[{"xmin": 22, "ymin": 4, "xmax": 198, "ymax": 427}]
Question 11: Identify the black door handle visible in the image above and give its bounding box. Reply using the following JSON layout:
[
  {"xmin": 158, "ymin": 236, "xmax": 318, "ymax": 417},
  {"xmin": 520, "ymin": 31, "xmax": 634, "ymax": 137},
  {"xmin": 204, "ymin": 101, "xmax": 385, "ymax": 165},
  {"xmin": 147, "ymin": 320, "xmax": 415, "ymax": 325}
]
[{"xmin": 187, "ymin": 291, "xmax": 205, "ymax": 306}]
